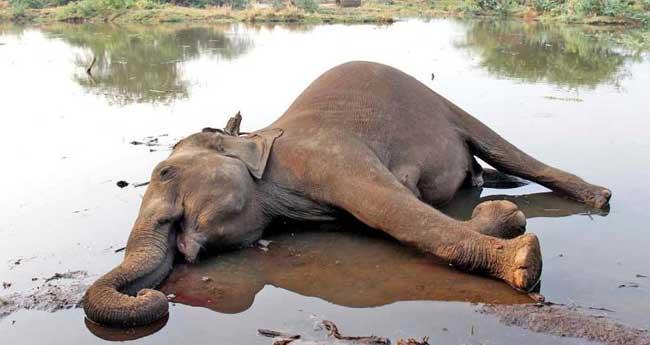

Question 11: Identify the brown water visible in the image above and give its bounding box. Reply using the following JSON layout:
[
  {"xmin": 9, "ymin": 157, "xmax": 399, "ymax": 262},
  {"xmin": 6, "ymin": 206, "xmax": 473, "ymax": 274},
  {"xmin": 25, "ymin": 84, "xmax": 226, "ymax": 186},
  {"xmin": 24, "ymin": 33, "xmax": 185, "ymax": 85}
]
[{"xmin": 1, "ymin": 19, "xmax": 649, "ymax": 345}]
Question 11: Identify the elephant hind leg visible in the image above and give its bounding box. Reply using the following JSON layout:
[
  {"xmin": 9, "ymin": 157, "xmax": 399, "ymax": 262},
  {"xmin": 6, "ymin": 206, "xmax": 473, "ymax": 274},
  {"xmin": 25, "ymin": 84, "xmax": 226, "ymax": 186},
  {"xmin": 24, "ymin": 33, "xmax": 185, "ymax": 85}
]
[
  {"xmin": 449, "ymin": 102, "xmax": 611, "ymax": 209},
  {"xmin": 313, "ymin": 141, "xmax": 542, "ymax": 292}
]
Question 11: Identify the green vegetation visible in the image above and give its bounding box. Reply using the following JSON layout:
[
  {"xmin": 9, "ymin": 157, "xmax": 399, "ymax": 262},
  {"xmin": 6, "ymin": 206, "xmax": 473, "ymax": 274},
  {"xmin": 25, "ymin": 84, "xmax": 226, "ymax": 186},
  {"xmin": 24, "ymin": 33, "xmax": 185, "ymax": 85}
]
[
  {"xmin": 461, "ymin": 0, "xmax": 650, "ymax": 24},
  {"xmin": 45, "ymin": 24, "xmax": 253, "ymax": 104},
  {"xmin": 457, "ymin": 20, "xmax": 648, "ymax": 89},
  {"xmin": 294, "ymin": 0, "xmax": 318, "ymax": 12},
  {"xmin": 0, "ymin": 0, "xmax": 649, "ymax": 25}
]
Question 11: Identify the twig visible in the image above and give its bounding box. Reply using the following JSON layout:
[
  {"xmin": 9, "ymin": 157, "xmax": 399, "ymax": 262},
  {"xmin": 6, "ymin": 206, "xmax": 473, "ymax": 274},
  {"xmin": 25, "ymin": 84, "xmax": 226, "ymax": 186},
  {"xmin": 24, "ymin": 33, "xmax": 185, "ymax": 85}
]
[
  {"xmin": 114, "ymin": 246, "xmax": 126, "ymax": 253},
  {"xmin": 86, "ymin": 56, "xmax": 96, "ymax": 76},
  {"xmin": 257, "ymin": 329, "xmax": 300, "ymax": 339},
  {"xmin": 588, "ymin": 306, "xmax": 615, "ymax": 313},
  {"xmin": 133, "ymin": 181, "xmax": 150, "ymax": 188},
  {"xmin": 322, "ymin": 320, "xmax": 390, "ymax": 344}
]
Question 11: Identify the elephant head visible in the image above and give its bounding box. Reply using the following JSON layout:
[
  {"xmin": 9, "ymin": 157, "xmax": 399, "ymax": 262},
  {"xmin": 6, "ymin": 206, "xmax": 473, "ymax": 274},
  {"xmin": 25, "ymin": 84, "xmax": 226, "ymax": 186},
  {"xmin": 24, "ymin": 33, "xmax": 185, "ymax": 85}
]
[{"xmin": 83, "ymin": 116, "xmax": 283, "ymax": 327}]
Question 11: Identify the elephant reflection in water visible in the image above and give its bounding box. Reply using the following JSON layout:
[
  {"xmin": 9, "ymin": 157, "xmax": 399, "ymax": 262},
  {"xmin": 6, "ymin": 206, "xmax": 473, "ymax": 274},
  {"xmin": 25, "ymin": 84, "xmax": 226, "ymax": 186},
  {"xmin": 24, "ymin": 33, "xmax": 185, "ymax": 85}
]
[{"xmin": 158, "ymin": 189, "xmax": 607, "ymax": 314}]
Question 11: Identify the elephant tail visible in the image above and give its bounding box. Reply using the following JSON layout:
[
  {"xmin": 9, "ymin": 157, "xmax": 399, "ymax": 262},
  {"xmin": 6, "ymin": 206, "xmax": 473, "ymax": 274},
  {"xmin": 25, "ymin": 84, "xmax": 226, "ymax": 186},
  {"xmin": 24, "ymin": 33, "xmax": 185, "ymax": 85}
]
[{"xmin": 481, "ymin": 168, "xmax": 529, "ymax": 189}]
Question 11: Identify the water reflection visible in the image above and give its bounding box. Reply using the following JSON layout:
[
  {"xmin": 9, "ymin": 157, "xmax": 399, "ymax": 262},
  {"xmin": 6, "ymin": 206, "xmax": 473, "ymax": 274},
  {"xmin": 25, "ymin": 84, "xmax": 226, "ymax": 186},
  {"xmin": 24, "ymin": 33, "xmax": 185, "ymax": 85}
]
[
  {"xmin": 44, "ymin": 24, "xmax": 253, "ymax": 104},
  {"xmin": 158, "ymin": 189, "xmax": 606, "ymax": 316},
  {"xmin": 441, "ymin": 187, "xmax": 609, "ymax": 221},
  {"xmin": 457, "ymin": 20, "xmax": 643, "ymax": 88}
]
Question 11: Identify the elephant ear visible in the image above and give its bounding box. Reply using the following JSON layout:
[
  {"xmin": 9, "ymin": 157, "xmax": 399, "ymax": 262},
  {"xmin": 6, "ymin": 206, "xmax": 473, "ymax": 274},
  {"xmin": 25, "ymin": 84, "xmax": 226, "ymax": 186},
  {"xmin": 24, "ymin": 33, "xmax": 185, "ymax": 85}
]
[{"xmin": 210, "ymin": 129, "xmax": 284, "ymax": 179}]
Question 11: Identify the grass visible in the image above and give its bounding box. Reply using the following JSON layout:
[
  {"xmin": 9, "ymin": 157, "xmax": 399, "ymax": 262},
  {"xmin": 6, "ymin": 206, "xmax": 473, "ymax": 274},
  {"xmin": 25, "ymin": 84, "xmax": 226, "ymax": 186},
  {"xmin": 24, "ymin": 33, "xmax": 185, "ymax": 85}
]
[{"xmin": 0, "ymin": 0, "xmax": 648, "ymax": 25}]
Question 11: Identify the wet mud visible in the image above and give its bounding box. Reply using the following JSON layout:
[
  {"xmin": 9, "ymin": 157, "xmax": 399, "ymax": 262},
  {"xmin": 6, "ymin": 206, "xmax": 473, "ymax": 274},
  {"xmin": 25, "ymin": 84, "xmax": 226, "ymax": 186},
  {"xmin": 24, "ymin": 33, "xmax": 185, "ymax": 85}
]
[
  {"xmin": 0, "ymin": 270, "xmax": 91, "ymax": 321},
  {"xmin": 480, "ymin": 304, "xmax": 650, "ymax": 345}
]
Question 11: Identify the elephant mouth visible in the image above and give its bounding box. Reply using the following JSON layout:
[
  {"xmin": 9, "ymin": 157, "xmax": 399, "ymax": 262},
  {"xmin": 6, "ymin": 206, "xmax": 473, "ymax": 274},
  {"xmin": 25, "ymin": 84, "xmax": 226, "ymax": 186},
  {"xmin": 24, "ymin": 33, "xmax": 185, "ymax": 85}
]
[
  {"xmin": 176, "ymin": 232, "xmax": 203, "ymax": 263},
  {"xmin": 173, "ymin": 216, "xmax": 205, "ymax": 263}
]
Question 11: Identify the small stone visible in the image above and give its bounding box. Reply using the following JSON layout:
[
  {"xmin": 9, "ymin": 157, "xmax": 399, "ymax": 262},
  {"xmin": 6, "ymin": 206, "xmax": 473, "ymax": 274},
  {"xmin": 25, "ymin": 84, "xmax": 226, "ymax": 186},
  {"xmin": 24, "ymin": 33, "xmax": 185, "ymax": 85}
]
[
  {"xmin": 201, "ymin": 276, "xmax": 212, "ymax": 282},
  {"xmin": 618, "ymin": 282, "xmax": 640, "ymax": 288}
]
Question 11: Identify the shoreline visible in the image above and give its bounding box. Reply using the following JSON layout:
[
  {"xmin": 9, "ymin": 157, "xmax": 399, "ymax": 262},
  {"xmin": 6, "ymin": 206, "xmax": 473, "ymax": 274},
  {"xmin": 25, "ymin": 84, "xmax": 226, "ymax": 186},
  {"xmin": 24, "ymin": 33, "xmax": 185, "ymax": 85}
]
[{"xmin": 1, "ymin": 1, "xmax": 648, "ymax": 27}]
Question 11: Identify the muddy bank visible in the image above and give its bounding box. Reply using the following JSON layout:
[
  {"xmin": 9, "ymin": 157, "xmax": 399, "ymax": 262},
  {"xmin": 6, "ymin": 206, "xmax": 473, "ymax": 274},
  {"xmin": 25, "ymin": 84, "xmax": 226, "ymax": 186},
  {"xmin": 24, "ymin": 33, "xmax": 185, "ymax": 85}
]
[
  {"xmin": 480, "ymin": 304, "xmax": 650, "ymax": 345},
  {"xmin": 0, "ymin": 270, "xmax": 91, "ymax": 321}
]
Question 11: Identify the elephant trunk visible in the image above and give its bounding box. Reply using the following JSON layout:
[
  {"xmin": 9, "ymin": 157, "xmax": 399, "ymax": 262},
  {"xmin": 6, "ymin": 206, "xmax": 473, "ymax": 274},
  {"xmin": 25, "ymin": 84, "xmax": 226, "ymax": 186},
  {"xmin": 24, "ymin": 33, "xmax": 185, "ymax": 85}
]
[{"xmin": 83, "ymin": 221, "xmax": 175, "ymax": 327}]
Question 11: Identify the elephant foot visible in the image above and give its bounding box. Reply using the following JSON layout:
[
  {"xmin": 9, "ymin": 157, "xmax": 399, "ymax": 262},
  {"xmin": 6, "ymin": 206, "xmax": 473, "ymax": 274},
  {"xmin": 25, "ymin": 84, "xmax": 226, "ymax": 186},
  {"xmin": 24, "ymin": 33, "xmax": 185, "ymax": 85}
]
[
  {"xmin": 498, "ymin": 233, "xmax": 542, "ymax": 292},
  {"xmin": 579, "ymin": 186, "xmax": 612, "ymax": 209},
  {"xmin": 470, "ymin": 200, "xmax": 526, "ymax": 239}
]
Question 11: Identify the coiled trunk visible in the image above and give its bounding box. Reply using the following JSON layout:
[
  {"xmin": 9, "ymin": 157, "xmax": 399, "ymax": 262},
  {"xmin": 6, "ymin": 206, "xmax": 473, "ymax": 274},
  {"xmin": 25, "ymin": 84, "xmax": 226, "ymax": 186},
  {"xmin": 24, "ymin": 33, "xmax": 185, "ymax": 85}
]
[{"xmin": 83, "ymin": 225, "xmax": 175, "ymax": 327}]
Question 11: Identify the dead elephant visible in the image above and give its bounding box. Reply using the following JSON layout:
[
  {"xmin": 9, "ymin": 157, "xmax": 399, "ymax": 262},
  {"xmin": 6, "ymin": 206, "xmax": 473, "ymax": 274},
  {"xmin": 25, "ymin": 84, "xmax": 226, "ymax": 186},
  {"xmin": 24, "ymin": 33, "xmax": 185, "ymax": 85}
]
[{"xmin": 83, "ymin": 61, "xmax": 611, "ymax": 327}]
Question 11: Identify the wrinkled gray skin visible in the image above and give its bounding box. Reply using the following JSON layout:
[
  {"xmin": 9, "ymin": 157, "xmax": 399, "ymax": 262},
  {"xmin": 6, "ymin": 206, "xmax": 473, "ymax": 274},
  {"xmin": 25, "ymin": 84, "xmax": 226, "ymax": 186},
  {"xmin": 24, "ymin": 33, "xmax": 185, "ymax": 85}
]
[{"xmin": 84, "ymin": 62, "xmax": 611, "ymax": 327}]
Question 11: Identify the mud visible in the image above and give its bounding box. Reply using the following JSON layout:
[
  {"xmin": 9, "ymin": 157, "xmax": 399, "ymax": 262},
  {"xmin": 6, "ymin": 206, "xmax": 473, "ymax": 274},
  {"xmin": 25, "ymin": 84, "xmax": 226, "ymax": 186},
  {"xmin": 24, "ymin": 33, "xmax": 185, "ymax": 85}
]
[
  {"xmin": 0, "ymin": 270, "xmax": 91, "ymax": 320},
  {"xmin": 480, "ymin": 304, "xmax": 650, "ymax": 345}
]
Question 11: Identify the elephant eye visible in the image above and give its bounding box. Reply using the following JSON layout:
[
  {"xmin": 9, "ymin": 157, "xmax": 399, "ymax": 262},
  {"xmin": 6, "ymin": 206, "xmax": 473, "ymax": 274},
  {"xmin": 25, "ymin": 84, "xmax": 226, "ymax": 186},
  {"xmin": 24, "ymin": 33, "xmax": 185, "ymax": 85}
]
[{"xmin": 159, "ymin": 166, "xmax": 176, "ymax": 181}]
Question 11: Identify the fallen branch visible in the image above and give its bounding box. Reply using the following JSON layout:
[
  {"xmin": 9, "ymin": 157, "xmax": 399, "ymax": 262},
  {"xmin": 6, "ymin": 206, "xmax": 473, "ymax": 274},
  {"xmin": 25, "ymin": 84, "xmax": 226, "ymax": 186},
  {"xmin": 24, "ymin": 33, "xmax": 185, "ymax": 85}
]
[
  {"xmin": 322, "ymin": 320, "xmax": 390, "ymax": 344},
  {"xmin": 258, "ymin": 320, "xmax": 394, "ymax": 344}
]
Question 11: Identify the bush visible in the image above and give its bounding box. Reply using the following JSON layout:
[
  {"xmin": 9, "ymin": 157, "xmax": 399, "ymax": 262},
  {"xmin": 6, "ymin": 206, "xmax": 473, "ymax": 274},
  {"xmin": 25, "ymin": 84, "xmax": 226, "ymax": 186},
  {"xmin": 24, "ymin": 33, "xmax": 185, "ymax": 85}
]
[
  {"xmin": 462, "ymin": 0, "xmax": 514, "ymax": 15},
  {"xmin": 566, "ymin": 0, "xmax": 630, "ymax": 17},
  {"xmin": 533, "ymin": 0, "xmax": 557, "ymax": 12},
  {"xmin": 10, "ymin": 0, "xmax": 26, "ymax": 17},
  {"xmin": 9, "ymin": 0, "xmax": 72, "ymax": 8},
  {"xmin": 176, "ymin": 0, "xmax": 247, "ymax": 8},
  {"xmin": 294, "ymin": 0, "xmax": 317, "ymax": 12},
  {"xmin": 58, "ymin": 0, "xmax": 140, "ymax": 18}
]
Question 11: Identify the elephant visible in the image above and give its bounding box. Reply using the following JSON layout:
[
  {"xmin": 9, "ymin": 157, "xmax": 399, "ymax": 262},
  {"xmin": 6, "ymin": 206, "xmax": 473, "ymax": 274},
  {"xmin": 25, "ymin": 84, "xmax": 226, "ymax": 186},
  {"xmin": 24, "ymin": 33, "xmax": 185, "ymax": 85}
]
[{"xmin": 83, "ymin": 61, "xmax": 611, "ymax": 328}]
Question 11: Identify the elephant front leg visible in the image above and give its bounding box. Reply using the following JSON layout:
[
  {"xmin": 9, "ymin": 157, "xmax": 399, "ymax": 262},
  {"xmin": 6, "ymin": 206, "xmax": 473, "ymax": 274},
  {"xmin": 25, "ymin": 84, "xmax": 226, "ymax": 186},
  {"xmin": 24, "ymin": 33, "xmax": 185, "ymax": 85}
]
[{"xmin": 317, "ymin": 149, "xmax": 542, "ymax": 292}]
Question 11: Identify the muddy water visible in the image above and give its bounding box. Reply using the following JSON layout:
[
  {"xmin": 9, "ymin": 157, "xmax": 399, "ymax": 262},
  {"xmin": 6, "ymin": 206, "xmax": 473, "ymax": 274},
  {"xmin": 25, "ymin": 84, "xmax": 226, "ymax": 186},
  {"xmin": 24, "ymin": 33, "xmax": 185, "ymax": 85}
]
[{"xmin": 0, "ymin": 19, "xmax": 649, "ymax": 344}]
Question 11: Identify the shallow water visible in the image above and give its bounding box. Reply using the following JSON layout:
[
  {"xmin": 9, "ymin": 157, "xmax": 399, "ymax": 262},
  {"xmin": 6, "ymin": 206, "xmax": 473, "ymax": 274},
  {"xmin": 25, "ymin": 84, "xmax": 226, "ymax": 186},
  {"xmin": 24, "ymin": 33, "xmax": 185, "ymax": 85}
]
[{"xmin": 0, "ymin": 19, "xmax": 649, "ymax": 344}]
